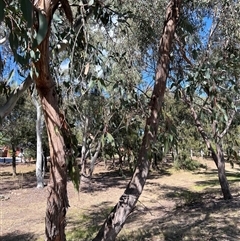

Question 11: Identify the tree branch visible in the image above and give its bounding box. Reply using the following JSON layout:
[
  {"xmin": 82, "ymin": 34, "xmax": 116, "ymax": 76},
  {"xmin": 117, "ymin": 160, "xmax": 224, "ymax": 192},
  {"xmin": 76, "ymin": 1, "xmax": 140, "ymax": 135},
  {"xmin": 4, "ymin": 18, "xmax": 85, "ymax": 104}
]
[
  {"xmin": 181, "ymin": 89, "xmax": 212, "ymax": 151},
  {"xmin": 0, "ymin": 75, "xmax": 33, "ymax": 119},
  {"xmin": 218, "ymin": 109, "xmax": 236, "ymax": 139}
]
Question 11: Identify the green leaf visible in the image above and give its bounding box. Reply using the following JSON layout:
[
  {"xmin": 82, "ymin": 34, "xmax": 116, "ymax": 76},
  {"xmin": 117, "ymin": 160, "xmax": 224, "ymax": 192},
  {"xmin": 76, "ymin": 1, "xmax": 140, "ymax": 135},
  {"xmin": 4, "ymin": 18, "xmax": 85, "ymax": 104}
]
[
  {"xmin": 98, "ymin": 78, "xmax": 106, "ymax": 91},
  {"xmin": 20, "ymin": 0, "xmax": 33, "ymax": 28},
  {"xmin": 164, "ymin": 139, "xmax": 169, "ymax": 154},
  {"xmin": 88, "ymin": 0, "xmax": 94, "ymax": 6},
  {"xmin": 106, "ymin": 132, "xmax": 115, "ymax": 146},
  {"xmin": 204, "ymin": 69, "xmax": 211, "ymax": 79},
  {"xmin": 192, "ymin": 49, "xmax": 198, "ymax": 60},
  {"xmin": 30, "ymin": 50, "xmax": 35, "ymax": 59},
  {"xmin": 6, "ymin": 69, "xmax": 15, "ymax": 85},
  {"xmin": 69, "ymin": 164, "xmax": 80, "ymax": 191},
  {"xmin": 34, "ymin": 11, "xmax": 48, "ymax": 46},
  {"xmin": 89, "ymin": 79, "xmax": 96, "ymax": 89},
  {"xmin": 0, "ymin": 0, "xmax": 6, "ymax": 22},
  {"xmin": 101, "ymin": 134, "xmax": 105, "ymax": 148}
]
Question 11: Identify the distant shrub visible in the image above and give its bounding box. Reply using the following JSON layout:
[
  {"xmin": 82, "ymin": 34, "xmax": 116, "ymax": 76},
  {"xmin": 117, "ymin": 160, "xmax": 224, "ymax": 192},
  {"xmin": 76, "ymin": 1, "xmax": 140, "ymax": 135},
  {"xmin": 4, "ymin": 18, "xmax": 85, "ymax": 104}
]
[{"xmin": 174, "ymin": 151, "xmax": 206, "ymax": 171}]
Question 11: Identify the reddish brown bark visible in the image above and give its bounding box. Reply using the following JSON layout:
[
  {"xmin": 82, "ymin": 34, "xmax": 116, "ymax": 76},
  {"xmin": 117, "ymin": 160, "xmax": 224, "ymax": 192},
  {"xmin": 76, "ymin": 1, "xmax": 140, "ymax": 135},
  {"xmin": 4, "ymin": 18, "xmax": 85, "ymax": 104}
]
[
  {"xmin": 33, "ymin": 1, "xmax": 73, "ymax": 240},
  {"xmin": 35, "ymin": 37, "xmax": 69, "ymax": 241},
  {"xmin": 92, "ymin": 1, "xmax": 182, "ymax": 240}
]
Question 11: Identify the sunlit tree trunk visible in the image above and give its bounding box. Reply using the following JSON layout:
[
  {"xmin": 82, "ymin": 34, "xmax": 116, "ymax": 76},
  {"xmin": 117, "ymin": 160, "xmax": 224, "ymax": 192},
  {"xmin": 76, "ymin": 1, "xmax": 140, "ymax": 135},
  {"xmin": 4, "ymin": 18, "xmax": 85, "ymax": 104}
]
[
  {"xmin": 81, "ymin": 116, "xmax": 89, "ymax": 177},
  {"xmin": 35, "ymin": 36, "xmax": 69, "ymax": 240},
  {"xmin": 211, "ymin": 144, "xmax": 232, "ymax": 199},
  {"xmin": 33, "ymin": 1, "xmax": 73, "ymax": 239},
  {"xmin": 184, "ymin": 93, "xmax": 233, "ymax": 200},
  {"xmin": 32, "ymin": 90, "xmax": 45, "ymax": 188},
  {"xmin": 92, "ymin": 1, "xmax": 182, "ymax": 240},
  {"xmin": 89, "ymin": 139, "xmax": 101, "ymax": 178}
]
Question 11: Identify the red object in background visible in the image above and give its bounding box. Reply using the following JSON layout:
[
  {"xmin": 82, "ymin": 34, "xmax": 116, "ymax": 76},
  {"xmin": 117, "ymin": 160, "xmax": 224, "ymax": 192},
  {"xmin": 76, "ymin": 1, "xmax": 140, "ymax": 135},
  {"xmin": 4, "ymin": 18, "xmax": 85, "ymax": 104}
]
[{"xmin": 1, "ymin": 146, "xmax": 8, "ymax": 157}]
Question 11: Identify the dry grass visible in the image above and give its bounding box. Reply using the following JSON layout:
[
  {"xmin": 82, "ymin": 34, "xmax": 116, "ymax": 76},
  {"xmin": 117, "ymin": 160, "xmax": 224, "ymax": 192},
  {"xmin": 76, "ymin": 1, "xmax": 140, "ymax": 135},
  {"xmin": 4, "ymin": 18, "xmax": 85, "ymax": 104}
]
[{"xmin": 1, "ymin": 158, "xmax": 240, "ymax": 241}]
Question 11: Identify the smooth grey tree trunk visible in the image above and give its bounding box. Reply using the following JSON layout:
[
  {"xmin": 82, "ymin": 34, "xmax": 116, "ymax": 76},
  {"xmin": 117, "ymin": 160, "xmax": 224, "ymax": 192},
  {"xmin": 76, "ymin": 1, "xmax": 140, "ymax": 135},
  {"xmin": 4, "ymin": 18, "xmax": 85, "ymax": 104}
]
[
  {"xmin": 184, "ymin": 93, "xmax": 233, "ymax": 200},
  {"xmin": 81, "ymin": 116, "xmax": 89, "ymax": 177},
  {"xmin": 211, "ymin": 144, "xmax": 232, "ymax": 199},
  {"xmin": 89, "ymin": 139, "xmax": 101, "ymax": 177},
  {"xmin": 32, "ymin": 90, "xmax": 45, "ymax": 188}
]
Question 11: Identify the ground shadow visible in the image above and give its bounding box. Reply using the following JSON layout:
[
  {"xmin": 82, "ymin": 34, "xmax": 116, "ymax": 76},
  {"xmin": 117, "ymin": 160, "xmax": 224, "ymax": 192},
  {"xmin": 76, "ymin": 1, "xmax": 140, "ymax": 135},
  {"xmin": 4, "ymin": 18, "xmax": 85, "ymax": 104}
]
[
  {"xmin": 66, "ymin": 182, "xmax": 240, "ymax": 241},
  {"xmin": 79, "ymin": 169, "xmax": 131, "ymax": 193},
  {"xmin": 79, "ymin": 161, "xmax": 172, "ymax": 193},
  {"xmin": 66, "ymin": 201, "xmax": 113, "ymax": 240},
  {"xmin": 0, "ymin": 169, "xmax": 49, "ymax": 193},
  {"xmin": 118, "ymin": 192, "xmax": 240, "ymax": 240},
  {"xmin": 1, "ymin": 231, "xmax": 37, "ymax": 241},
  {"xmin": 194, "ymin": 170, "xmax": 240, "ymax": 188}
]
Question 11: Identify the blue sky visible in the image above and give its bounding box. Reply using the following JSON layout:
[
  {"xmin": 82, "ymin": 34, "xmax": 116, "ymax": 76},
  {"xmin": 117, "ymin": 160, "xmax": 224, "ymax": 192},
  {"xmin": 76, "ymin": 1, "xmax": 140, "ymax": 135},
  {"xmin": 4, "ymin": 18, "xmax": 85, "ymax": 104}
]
[{"xmin": 0, "ymin": 16, "xmax": 214, "ymax": 89}]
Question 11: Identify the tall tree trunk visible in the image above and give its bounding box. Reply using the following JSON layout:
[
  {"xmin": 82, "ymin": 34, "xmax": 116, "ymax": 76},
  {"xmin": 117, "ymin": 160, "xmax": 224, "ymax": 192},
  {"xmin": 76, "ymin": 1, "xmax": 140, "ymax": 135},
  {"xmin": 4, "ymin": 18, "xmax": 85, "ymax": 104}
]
[
  {"xmin": 33, "ymin": 2, "xmax": 72, "ymax": 239},
  {"xmin": 92, "ymin": 1, "xmax": 181, "ymax": 240},
  {"xmin": 33, "ymin": 90, "xmax": 45, "ymax": 188},
  {"xmin": 89, "ymin": 140, "xmax": 101, "ymax": 178},
  {"xmin": 81, "ymin": 116, "xmax": 89, "ymax": 177},
  {"xmin": 11, "ymin": 144, "xmax": 16, "ymax": 177},
  {"xmin": 35, "ymin": 35, "xmax": 69, "ymax": 240},
  {"xmin": 183, "ymin": 92, "xmax": 232, "ymax": 200},
  {"xmin": 211, "ymin": 144, "xmax": 232, "ymax": 199}
]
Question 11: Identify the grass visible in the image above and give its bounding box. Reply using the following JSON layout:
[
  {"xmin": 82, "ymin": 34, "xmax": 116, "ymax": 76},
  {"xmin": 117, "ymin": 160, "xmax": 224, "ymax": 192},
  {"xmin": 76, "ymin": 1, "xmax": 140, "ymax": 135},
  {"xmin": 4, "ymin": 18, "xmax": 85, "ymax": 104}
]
[
  {"xmin": 66, "ymin": 204, "xmax": 113, "ymax": 240},
  {"xmin": 66, "ymin": 214, "xmax": 99, "ymax": 241},
  {"xmin": 1, "ymin": 158, "xmax": 240, "ymax": 241}
]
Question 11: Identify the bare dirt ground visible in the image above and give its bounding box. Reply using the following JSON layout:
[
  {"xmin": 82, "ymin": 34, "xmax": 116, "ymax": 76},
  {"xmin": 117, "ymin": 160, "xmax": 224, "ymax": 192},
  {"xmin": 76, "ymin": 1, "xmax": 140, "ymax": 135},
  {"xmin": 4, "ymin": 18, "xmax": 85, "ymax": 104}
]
[{"xmin": 1, "ymin": 157, "xmax": 240, "ymax": 241}]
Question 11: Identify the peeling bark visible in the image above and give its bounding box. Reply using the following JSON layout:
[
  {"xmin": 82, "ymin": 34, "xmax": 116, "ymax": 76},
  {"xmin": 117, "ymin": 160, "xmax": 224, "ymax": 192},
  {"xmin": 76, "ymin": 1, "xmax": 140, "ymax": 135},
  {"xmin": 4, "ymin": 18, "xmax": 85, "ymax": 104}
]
[
  {"xmin": 36, "ymin": 38, "xmax": 69, "ymax": 239},
  {"xmin": 33, "ymin": 1, "xmax": 73, "ymax": 240},
  {"xmin": 92, "ymin": 1, "xmax": 182, "ymax": 240}
]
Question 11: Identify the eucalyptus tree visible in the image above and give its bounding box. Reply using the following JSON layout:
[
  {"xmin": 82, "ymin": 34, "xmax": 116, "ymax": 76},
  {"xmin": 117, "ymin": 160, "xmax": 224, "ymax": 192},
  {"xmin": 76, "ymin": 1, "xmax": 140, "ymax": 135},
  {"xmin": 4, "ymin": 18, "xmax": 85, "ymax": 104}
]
[
  {"xmin": 67, "ymin": 89, "xmax": 107, "ymax": 182},
  {"xmin": 62, "ymin": 0, "xmax": 148, "ymax": 178},
  {"xmin": 105, "ymin": 99, "xmax": 144, "ymax": 173},
  {"xmin": 93, "ymin": 1, "xmax": 182, "ymax": 239},
  {"xmin": 0, "ymin": 76, "xmax": 33, "ymax": 119},
  {"xmin": 158, "ymin": 90, "xmax": 204, "ymax": 168},
  {"xmin": 169, "ymin": 0, "xmax": 240, "ymax": 199},
  {"xmin": 2, "ymin": 1, "xmax": 182, "ymax": 240},
  {"xmin": 32, "ymin": 87, "xmax": 45, "ymax": 188},
  {"xmin": 0, "ymin": 21, "xmax": 33, "ymax": 120},
  {"xmin": 1, "ymin": 1, "xmax": 137, "ymax": 240}
]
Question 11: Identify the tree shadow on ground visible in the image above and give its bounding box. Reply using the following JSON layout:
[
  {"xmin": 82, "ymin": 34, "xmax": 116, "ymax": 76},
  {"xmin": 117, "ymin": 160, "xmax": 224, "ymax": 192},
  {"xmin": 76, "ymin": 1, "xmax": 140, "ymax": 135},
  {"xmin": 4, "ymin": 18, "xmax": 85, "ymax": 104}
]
[
  {"xmin": 0, "ymin": 169, "xmax": 49, "ymax": 193},
  {"xmin": 66, "ymin": 183, "xmax": 240, "ymax": 241},
  {"xmin": 119, "ymin": 186, "xmax": 240, "ymax": 241},
  {"xmin": 120, "ymin": 194, "xmax": 240, "ymax": 240},
  {"xmin": 79, "ymin": 164, "xmax": 172, "ymax": 193},
  {"xmin": 147, "ymin": 167, "xmax": 172, "ymax": 180},
  {"xmin": 1, "ymin": 231, "xmax": 37, "ymax": 241},
  {"xmin": 194, "ymin": 170, "xmax": 240, "ymax": 188},
  {"xmin": 79, "ymin": 170, "xmax": 131, "ymax": 193},
  {"xmin": 66, "ymin": 201, "xmax": 113, "ymax": 240}
]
